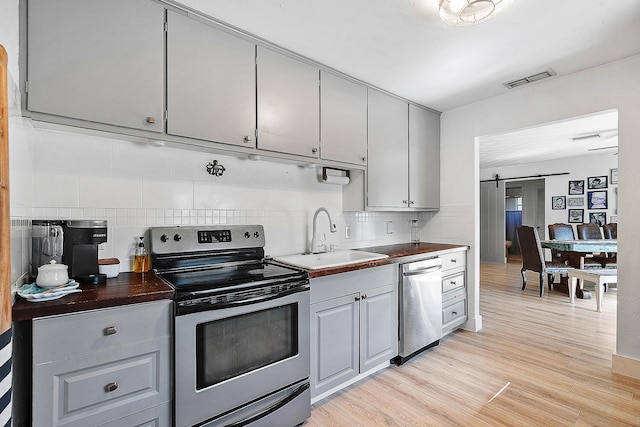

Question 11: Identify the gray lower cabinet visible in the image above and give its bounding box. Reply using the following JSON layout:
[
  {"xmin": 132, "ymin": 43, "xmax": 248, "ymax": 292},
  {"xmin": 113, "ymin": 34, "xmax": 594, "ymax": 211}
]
[
  {"xmin": 310, "ymin": 265, "xmax": 398, "ymax": 401},
  {"xmin": 257, "ymin": 46, "xmax": 320, "ymax": 158},
  {"xmin": 441, "ymin": 249, "xmax": 468, "ymax": 335},
  {"xmin": 166, "ymin": 10, "xmax": 257, "ymax": 147},
  {"xmin": 26, "ymin": 0, "xmax": 164, "ymax": 132},
  {"xmin": 31, "ymin": 300, "xmax": 172, "ymax": 427}
]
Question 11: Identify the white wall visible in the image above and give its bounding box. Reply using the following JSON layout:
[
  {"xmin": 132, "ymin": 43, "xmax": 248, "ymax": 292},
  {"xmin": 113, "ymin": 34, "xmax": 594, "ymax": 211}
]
[
  {"xmin": 434, "ymin": 54, "xmax": 640, "ymax": 377},
  {"xmin": 481, "ymin": 153, "xmax": 618, "ymax": 239}
]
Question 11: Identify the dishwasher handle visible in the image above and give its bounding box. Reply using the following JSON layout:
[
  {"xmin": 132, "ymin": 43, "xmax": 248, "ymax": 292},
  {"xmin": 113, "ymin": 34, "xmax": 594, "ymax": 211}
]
[{"xmin": 402, "ymin": 265, "xmax": 442, "ymax": 276}]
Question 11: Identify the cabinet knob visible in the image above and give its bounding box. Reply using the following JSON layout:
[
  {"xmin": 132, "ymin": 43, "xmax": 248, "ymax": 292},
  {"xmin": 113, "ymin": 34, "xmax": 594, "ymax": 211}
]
[
  {"xmin": 355, "ymin": 296, "xmax": 360, "ymax": 301},
  {"xmin": 103, "ymin": 326, "xmax": 117, "ymax": 336},
  {"xmin": 409, "ymin": 201, "xmax": 415, "ymax": 205},
  {"xmin": 243, "ymin": 135, "xmax": 253, "ymax": 143},
  {"xmin": 361, "ymin": 156, "xmax": 366, "ymax": 162},
  {"xmin": 311, "ymin": 147, "xmax": 318, "ymax": 154},
  {"xmin": 402, "ymin": 200, "xmax": 408, "ymax": 204},
  {"xmin": 362, "ymin": 294, "xmax": 367, "ymax": 299},
  {"xmin": 145, "ymin": 116, "xmax": 156, "ymax": 124},
  {"xmin": 104, "ymin": 382, "xmax": 119, "ymax": 393}
]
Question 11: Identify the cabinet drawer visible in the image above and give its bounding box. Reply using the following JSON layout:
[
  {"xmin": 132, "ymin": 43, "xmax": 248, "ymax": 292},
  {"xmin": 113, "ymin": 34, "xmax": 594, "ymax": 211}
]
[
  {"xmin": 442, "ymin": 271, "xmax": 465, "ymax": 294},
  {"xmin": 96, "ymin": 402, "xmax": 171, "ymax": 427},
  {"xmin": 33, "ymin": 300, "xmax": 171, "ymax": 363},
  {"xmin": 441, "ymin": 250, "xmax": 466, "ymax": 271},
  {"xmin": 33, "ymin": 337, "xmax": 170, "ymax": 427},
  {"xmin": 443, "ymin": 286, "xmax": 466, "ymax": 305},
  {"xmin": 442, "ymin": 299, "xmax": 466, "ymax": 325}
]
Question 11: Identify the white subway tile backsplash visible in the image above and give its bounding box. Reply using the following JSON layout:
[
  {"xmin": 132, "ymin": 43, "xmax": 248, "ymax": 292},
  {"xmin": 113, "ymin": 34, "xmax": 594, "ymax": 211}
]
[{"xmin": 79, "ymin": 175, "xmax": 143, "ymax": 208}]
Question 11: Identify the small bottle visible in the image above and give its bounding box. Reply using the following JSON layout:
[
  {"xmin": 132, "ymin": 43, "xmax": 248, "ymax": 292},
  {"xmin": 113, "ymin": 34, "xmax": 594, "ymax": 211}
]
[
  {"xmin": 133, "ymin": 236, "xmax": 151, "ymax": 273},
  {"xmin": 411, "ymin": 219, "xmax": 420, "ymax": 244}
]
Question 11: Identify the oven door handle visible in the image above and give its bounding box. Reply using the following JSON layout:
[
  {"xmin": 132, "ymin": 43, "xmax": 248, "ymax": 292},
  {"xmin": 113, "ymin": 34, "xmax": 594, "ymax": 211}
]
[
  {"xmin": 215, "ymin": 286, "xmax": 308, "ymax": 309},
  {"xmin": 225, "ymin": 382, "xmax": 310, "ymax": 427},
  {"xmin": 177, "ymin": 284, "xmax": 309, "ymax": 314}
]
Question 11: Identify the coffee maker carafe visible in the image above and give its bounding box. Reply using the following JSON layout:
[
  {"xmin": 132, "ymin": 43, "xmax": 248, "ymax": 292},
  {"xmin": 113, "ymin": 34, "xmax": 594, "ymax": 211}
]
[
  {"xmin": 62, "ymin": 220, "xmax": 108, "ymax": 284},
  {"xmin": 31, "ymin": 220, "xmax": 64, "ymax": 278}
]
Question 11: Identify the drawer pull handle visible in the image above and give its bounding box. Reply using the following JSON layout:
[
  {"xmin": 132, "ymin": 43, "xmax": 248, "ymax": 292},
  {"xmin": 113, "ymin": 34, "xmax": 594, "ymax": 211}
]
[
  {"xmin": 450, "ymin": 259, "xmax": 457, "ymax": 263},
  {"xmin": 450, "ymin": 281, "xmax": 457, "ymax": 286},
  {"xmin": 452, "ymin": 311, "xmax": 458, "ymax": 315},
  {"xmin": 103, "ymin": 326, "xmax": 117, "ymax": 336},
  {"xmin": 104, "ymin": 382, "xmax": 119, "ymax": 393}
]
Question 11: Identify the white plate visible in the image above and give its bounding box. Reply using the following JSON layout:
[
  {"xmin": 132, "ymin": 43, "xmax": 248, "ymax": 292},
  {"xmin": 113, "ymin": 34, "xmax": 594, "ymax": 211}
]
[{"xmin": 22, "ymin": 290, "xmax": 82, "ymax": 302}]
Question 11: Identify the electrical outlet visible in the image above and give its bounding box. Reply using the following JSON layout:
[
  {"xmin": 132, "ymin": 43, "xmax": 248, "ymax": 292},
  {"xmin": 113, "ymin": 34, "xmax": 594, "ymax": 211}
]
[
  {"xmin": 345, "ymin": 225, "xmax": 351, "ymax": 239},
  {"xmin": 330, "ymin": 221, "xmax": 337, "ymax": 232}
]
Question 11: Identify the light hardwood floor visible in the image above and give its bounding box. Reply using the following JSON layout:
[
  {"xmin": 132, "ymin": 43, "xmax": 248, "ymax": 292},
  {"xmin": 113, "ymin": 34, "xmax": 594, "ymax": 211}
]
[{"xmin": 305, "ymin": 258, "xmax": 640, "ymax": 426}]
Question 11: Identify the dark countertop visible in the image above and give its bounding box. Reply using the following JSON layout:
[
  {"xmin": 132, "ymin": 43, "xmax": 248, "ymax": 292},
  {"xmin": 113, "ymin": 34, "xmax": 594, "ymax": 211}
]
[
  {"xmin": 307, "ymin": 242, "xmax": 468, "ymax": 278},
  {"xmin": 12, "ymin": 272, "xmax": 174, "ymax": 321}
]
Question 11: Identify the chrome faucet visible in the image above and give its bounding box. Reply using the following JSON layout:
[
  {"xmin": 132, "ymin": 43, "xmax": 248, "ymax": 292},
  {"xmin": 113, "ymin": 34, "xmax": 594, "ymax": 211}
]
[{"xmin": 310, "ymin": 207, "xmax": 337, "ymax": 253}]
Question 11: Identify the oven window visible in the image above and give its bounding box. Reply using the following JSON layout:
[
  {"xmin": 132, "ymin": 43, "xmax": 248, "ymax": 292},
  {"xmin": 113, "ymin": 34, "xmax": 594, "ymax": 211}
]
[{"xmin": 196, "ymin": 303, "xmax": 298, "ymax": 389}]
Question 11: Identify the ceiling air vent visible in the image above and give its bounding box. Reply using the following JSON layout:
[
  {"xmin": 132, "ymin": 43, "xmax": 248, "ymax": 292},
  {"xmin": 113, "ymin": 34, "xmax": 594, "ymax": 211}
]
[{"xmin": 503, "ymin": 69, "xmax": 556, "ymax": 89}]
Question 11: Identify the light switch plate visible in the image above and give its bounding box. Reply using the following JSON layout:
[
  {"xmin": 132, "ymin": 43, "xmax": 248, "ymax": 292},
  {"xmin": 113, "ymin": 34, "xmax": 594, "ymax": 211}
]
[
  {"xmin": 345, "ymin": 225, "xmax": 351, "ymax": 239},
  {"xmin": 387, "ymin": 221, "xmax": 394, "ymax": 234}
]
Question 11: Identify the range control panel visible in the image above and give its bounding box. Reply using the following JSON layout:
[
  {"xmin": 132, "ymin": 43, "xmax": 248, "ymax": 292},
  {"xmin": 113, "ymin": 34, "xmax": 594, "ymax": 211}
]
[
  {"xmin": 149, "ymin": 225, "xmax": 265, "ymax": 254},
  {"xmin": 198, "ymin": 229, "xmax": 232, "ymax": 243}
]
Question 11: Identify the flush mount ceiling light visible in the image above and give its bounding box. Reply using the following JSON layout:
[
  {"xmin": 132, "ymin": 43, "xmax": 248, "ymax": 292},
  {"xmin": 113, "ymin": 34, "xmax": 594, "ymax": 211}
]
[{"xmin": 439, "ymin": 0, "xmax": 516, "ymax": 26}]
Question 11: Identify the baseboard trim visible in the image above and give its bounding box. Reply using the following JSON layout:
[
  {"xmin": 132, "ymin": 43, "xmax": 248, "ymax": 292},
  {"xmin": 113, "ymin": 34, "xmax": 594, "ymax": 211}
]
[
  {"xmin": 463, "ymin": 314, "xmax": 483, "ymax": 332},
  {"xmin": 612, "ymin": 353, "xmax": 640, "ymax": 380}
]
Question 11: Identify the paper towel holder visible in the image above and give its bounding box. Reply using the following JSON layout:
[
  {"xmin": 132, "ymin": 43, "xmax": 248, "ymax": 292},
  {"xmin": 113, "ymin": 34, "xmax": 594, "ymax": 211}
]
[{"xmin": 321, "ymin": 167, "xmax": 350, "ymax": 185}]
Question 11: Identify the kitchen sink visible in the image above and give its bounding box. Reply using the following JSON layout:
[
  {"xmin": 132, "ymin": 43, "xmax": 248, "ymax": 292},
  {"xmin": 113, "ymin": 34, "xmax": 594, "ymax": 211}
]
[{"xmin": 272, "ymin": 250, "xmax": 389, "ymax": 270}]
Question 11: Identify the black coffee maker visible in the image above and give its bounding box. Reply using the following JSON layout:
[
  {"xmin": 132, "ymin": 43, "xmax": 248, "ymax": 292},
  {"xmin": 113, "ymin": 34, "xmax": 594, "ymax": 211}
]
[{"xmin": 62, "ymin": 220, "xmax": 108, "ymax": 284}]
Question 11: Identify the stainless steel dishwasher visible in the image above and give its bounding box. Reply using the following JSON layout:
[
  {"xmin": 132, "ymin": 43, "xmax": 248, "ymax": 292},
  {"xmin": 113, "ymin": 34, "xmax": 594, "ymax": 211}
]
[{"xmin": 396, "ymin": 257, "xmax": 443, "ymax": 365}]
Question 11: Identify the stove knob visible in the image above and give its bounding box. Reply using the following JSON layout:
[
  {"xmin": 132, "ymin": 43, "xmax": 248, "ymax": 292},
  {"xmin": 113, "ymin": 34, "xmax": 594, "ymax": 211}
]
[
  {"xmin": 244, "ymin": 232, "xmax": 251, "ymax": 239},
  {"xmin": 160, "ymin": 234, "xmax": 168, "ymax": 243},
  {"xmin": 254, "ymin": 231, "xmax": 260, "ymax": 238},
  {"xmin": 174, "ymin": 234, "xmax": 182, "ymax": 242}
]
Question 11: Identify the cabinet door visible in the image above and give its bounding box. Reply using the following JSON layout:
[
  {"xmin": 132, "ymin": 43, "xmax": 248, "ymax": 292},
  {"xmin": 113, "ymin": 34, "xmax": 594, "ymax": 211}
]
[
  {"xmin": 257, "ymin": 47, "xmax": 320, "ymax": 158},
  {"xmin": 166, "ymin": 11, "xmax": 256, "ymax": 147},
  {"xmin": 320, "ymin": 72, "xmax": 367, "ymax": 165},
  {"xmin": 409, "ymin": 105, "xmax": 440, "ymax": 210},
  {"xmin": 310, "ymin": 294, "xmax": 359, "ymax": 398},
  {"xmin": 26, "ymin": 0, "xmax": 164, "ymax": 132},
  {"xmin": 367, "ymin": 89, "xmax": 409, "ymax": 208},
  {"xmin": 360, "ymin": 284, "xmax": 398, "ymax": 372}
]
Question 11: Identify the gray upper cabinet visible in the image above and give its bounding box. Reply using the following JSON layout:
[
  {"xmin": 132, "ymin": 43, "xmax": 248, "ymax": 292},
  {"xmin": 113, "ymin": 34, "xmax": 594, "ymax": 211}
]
[
  {"xmin": 366, "ymin": 89, "xmax": 409, "ymax": 208},
  {"xmin": 166, "ymin": 11, "xmax": 257, "ymax": 147},
  {"xmin": 409, "ymin": 104, "xmax": 440, "ymax": 210},
  {"xmin": 257, "ymin": 47, "xmax": 320, "ymax": 158},
  {"xmin": 320, "ymin": 72, "xmax": 368, "ymax": 165},
  {"xmin": 26, "ymin": 0, "xmax": 164, "ymax": 132},
  {"xmin": 367, "ymin": 89, "xmax": 440, "ymax": 211}
]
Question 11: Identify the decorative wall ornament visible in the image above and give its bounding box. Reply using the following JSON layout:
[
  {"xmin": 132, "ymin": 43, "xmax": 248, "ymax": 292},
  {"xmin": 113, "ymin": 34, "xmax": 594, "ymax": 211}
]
[
  {"xmin": 552, "ymin": 196, "xmax": 566, "ymax": 210},
  {"xmin": 206, "ymin": 160, "xmax": 226, "ymax": 177}
]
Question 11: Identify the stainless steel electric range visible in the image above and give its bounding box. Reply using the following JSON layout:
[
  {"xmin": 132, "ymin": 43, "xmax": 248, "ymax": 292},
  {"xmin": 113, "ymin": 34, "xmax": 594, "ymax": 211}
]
[{"xmin": 150, "ymin": 225, "xmax": 310, "ymax": 427}]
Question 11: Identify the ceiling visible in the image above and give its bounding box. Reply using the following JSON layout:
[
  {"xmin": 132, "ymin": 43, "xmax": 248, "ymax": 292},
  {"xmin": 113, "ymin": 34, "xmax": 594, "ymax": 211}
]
[{"xmin": 175, "ymin": 0, "xmax": 639, "ymax": 166}]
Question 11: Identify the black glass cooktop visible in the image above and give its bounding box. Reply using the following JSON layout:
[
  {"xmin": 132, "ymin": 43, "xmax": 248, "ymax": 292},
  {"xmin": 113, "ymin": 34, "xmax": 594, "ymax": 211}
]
[{"xmin": 159, "ymin": 261, "xmax": 308, "ymax": 294}]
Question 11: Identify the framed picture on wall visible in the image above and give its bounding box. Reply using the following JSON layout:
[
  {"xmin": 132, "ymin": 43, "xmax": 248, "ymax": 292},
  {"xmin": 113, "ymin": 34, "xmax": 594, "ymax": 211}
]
[
  {"xmin": 587, "ymin": 191, "xmax": 608, "ymax": 209},
  {"xmin": 552, "ymin": 196, "xmax": 566, "ymax": 210},
  {"xmin": 567, "ymin": 197, "xmax": 584, "ymax": 207},
  {"xmin": 590, "ymin": 212, "xmax": 606, "ymax": 227},
  {"xmin": 568, "ymin": 180, "xmax": 584, "ymax": 195},
  {"xmin": 587, "ymin": 176, "xmax": 608, "ymax": 189},
  {"xmin": 568, "ymin": 209, "xmax": 584, "ymax": 223},
  {"xmin": 611, "ymin": 168, "xmax": 618, "ymax": 184}
]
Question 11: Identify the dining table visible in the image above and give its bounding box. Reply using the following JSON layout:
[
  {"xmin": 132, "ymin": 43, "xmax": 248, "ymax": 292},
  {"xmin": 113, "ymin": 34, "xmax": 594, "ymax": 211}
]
[{"xmin": 540, "ymin": 239, "xmax": 617, "ymax": 298}]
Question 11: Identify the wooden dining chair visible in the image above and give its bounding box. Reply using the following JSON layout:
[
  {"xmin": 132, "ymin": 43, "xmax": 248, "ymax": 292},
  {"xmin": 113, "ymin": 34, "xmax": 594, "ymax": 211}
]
[
  {"xmin": 516, "ymin": 225, "xmax": 573, "ymax": 297},
  {"xmin": 603, "ymin": 222, "xmax": 617, "ymax": 239},
  {"xmin": 547, "ymin": 223, "xmax": 574, "ymax": 263},
  {"xmin": 577, "ymin": 223, "xmax": 616, "ymax": 268}
]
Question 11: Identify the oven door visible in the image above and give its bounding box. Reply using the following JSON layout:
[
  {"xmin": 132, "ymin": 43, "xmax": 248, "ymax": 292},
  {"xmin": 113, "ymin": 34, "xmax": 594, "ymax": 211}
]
[{"xmin": 175, "ymin": 286, "xmax": 310, "ymax": 427}]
